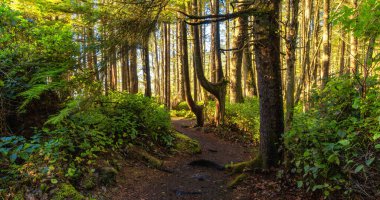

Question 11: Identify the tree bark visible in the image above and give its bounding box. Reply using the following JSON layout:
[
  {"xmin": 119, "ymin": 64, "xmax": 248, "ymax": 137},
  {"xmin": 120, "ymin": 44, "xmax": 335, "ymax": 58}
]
[
  {"xmin": 164, "ymin": 23, "xmax": 171, "ymax": 108},
  {"xmin": 253, "ymin": 0, "xmax": 284, "ymax": 168},
  {"xmin": 350, "ymin": 0, "xmax": 358, "ymax": 75},
  {"xmin": 121, "ymin": 45, "xmax": 130, "ymax": 91},
  {"xmin": 230, "ymin": 1, "xmax": 247, "ymax": 103},
  {"xmin": 321, "ymin": 0, "xmax": 330, "ymax": 88},
  {"xmin": 130, "ymin": 45, "xmax": 138, "ymax": 94},
  {"xmin": 192, "ymin": 0, "xmax": 227, "ymax": 125},
  {"xmin": 243, "ymin": 44, "xmax": 257, "ymax": 97},
  {"xmin": 285, "ymin": 0, "xmax": 300, "ymax": 131},
  {"xmin": 180, "ymin": 20, "xmax": 204, "ymax": 126},
  {"xmin": 143, "ymin": 41, "xmax": 152, "ymax": 97},
  {"xmin": 339, "ymin": 30, "xmax": 346, "ymax": 76}
]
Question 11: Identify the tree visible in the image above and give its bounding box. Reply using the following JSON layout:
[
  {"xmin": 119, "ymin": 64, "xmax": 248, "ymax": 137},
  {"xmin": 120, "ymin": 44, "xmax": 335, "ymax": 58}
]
[
  {"xmin": 180, "ymin": 19, "xmax": 204, "ymax": 126},
  {"xmin": 285, "ymin": 0, "xmax": 300, "ymax": 130},
  {"xmin": 143, "ymin": 40, "xmax": 152, "ymax": 97},
  {"xmin": 230, "ymin": 0, "xmax": 247, "ymax": 103},
  {"xmin": 252, "ymin": 0, "xmax": 284, "ymax": 168},
  {"xmin": 191, "ymin": 0, "xmax": 227, "ymax": 125},
  {"xmin": 130, "ymin": 45, "xmax": 138, "ymax": 94},
  {"xmin": 321, "ymin": 0, "xmax": 330, "ymax": 88}
]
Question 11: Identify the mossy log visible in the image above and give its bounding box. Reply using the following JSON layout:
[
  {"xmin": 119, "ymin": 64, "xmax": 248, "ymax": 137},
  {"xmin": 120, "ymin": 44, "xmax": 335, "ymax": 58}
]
[
  {"xmin": 225, "ymin": 156, "xmax": 263, "ymax": 174},
  {"xmin": 172, "ymin": 131, "xmax": 201, "ymax": 154},
  {"xmin": 127, "ymin": 145, "xmax": 164, "ymax": 168}
]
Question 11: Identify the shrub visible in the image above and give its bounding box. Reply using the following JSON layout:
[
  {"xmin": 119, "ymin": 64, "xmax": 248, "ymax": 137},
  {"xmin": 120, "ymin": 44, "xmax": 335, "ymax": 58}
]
[
  {"xmin": 285, "ymin": 76, "xmax": 380, "ymax": 198},
  {"xmin": 205, "ymin": 98, "xmax": 260, "ymax": 143},
  {"xmin": 0, "ymin": 92, "xmax": 173, "ymax": 196}
]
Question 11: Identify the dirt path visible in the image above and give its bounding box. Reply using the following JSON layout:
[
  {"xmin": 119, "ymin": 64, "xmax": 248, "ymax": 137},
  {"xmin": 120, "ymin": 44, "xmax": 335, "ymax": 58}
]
[{"xmin": 102, "ymin": 118, "xmax": 253, "ymax": 200}]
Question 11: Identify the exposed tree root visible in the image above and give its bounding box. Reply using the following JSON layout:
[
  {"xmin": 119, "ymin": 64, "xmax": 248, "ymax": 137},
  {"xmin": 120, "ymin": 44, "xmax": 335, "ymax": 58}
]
[
  {"xmin": 228, "ymin": 173, "xmax": 248, "ymax": 188},
  {"xmin": 225, "ymin": 156, "xmax": 263, "ymax": 174}
]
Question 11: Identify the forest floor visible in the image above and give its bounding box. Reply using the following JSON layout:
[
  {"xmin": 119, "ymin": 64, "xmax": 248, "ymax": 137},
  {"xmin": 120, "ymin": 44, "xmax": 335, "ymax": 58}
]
[{"xmin": 98, "ymin": 118, "xmax": 308, "ymax": 200}]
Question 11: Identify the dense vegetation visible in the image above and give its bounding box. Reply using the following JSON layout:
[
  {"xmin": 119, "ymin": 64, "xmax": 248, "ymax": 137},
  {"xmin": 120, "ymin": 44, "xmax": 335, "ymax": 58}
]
[{"xmin": 0, "ymin": 0, "xmax": 379, "ymax": 199}]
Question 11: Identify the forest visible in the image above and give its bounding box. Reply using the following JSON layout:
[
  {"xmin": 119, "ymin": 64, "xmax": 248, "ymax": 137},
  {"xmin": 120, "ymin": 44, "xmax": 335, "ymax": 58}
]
[{"xmin": 0, "ymin": 0, "xmax": 379, "ymax": 199}]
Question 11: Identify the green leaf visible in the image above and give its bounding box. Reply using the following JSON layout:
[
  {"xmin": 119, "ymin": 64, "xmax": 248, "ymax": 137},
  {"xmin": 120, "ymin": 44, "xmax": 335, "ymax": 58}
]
[
  {"xmin": 366, "ymin": 157, "xmax": 375, "ymax": 166},
  {"xmin": 338, "ymin": 139, "xmax": 350, "ymax": 146},
  {"xmin": 297, "ymin": 181, "xmax": 303, "ymax": 188},
  {"xmin": 337, "ymin": 130, "xmax": 346, "ymax": 138},
  {"xmin": 375, "ymin": 144, "xmax": 380, "ymax": 149},
  {"xmin": 328, "ymin": 154, "xmax": 340, "ymax": 165},
  {"xmin": 354, "ymin": 164, "xmax": 364, "ymax": 173},
  {"xmin": 352, "ymin": 98, "xmax": 360, "ymax": 109},
  {"xmin": 51, "ymin": 179, "xmax": 58, "ymax": 184},
  {"xmin": 10, "ymin": 153, "xmax": 17, "ymax": 162},
  {"xmin": 373, "ymin": 132, "xmax": 380, "ymax": 140},
  {"xmin": 312, "ymin": 184, "xmax": 324, "ymax": 191},
  {"xmin": 0, "ymin": 80, "xmax": 4, "ymax": 87}
]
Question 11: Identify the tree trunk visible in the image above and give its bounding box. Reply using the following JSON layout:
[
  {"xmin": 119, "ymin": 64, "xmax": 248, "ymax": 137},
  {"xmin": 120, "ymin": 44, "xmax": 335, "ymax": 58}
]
[
  {"xmin": 110, "ymin": 45, "xmax": 117, "ymax": 90},
  {"xmin": 243, "ymin": 44, "xmax": 256, "ymax": 97},
  {"xmin": 321, "ymin": 0, "xmax": 330, "ymax": 88},
  {"xmin": 192, "ymin": 0, "xmax": 227, "ymax": 126},
  {"xmin": 285, "ymin": 0, "xmax": 300, "ymax": 131},
  {"xmin": 350, "ymin": 0, "xmax": 358, "ymax": 75},
  {"xmin": 210, "ymin": 0, "xmax": 217, "ymax": 83},
  {"xmin": 230, "ymin": 1, "xmax": 247, "ymax": 103},
  {"xmin": 339, "ymin": 30, "xmax": 346, "ymax": 76},
  {"xmin": 180, "ymin": 20, "xmax": 204, "ymax": 126},
  {"xmin": 225, "ymin": 0, "xmax": 231, "ymax": 83},
  {"xmin": 121, "ymin": 45, "xmax": 129, "ymax": 91},
  {"xmin": 164, "ymin": 23, "xmax": 171, "ymax": 108},
  {"xmin": 130, "ymin": 45, "xmax": 138, "ymax": 94},
  {"xmin": 362, "ymin": 36, "xmax": 376, "ymax": 98},
  {"xmin": 253, "ymin": 0, "xmax": 284, "ymax": 168},
  {"xmin": 143, "ymin": 41, "xmax": 152, "ymax": 97}
]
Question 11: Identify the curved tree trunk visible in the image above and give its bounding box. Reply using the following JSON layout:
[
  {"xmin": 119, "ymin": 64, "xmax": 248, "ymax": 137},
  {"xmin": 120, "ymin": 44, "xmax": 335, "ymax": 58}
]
[
  {"xmin": 192, "ymin": 0, "xmax": 227, "ymax": 126},
  {"xmin": 180, "ymin": 20, "xmax": 204, "ymax": 126}
]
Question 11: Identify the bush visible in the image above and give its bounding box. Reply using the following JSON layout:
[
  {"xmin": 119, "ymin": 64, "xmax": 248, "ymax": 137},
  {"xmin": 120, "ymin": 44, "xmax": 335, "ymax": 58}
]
[
  {"xmin": 0, "ymin": 92, "xmax": 173, "ymax": 197},
  {"xmin": 285, "ymin": 76, "xmax": 380, "ymax": 198},
  {"xmin": 205, "ymin": 98, "xmax": 260, "ymax": 143}
]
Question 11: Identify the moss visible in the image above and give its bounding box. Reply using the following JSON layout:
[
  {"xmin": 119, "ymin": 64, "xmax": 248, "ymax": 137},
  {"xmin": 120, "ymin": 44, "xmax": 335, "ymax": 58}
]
[
  {"xmin": 173, "ymin": 131, "xmax": 201, "ymax": 154},
  {"xmin": 52, "ymin": 183, "xmax": 85, "ymax": 200},
  {"xmin": 228, "ymin": 173, "xmax": 248, "ymax": 188},
  {"xmin": 225, "ymin": 157, "xmax": 262, "ymax": 174},
  {"xmin": 128, "ymin": 145, "xmax": 164, "ymax": 168}
]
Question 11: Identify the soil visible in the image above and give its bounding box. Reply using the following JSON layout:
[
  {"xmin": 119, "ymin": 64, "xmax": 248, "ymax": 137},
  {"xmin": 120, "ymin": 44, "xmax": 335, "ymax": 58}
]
[{"xmin": 98, "ymin": 118, "xmax": 308, "ymax": 200}]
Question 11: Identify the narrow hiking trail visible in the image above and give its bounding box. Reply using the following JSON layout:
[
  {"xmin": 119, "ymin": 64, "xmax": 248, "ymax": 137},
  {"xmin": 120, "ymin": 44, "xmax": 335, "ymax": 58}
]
[{"xmin": 101, "ymin": 118, "xmax": 253, "ymax": 200}]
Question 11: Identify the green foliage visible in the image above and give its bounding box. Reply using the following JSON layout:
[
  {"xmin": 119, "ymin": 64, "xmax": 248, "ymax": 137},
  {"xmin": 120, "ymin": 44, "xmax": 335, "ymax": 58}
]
[
  {"xmin": 285, "ymin": 75, "xmax": 380, "ymax": 198},
  {"xmin": 1, "ymin": 92, "xmax": 173, "ymax": 197},
  {"xmin": 332, "ymin": 0, "xmax": 380, "ymax": 39},
  {"xmin": 0, "ymin": 3, "xmax": 78, "ymax": 116},
  {"xmin": 205, "ymin": 98, "xmax": 260, "ymax": 143}
]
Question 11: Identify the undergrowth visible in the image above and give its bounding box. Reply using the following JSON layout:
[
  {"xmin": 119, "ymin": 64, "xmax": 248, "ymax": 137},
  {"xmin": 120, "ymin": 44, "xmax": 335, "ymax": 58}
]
[
  {"xmin": 0, "ymin": 92, "xmax": 173, "ymax": 198},
  {"xmin": 285, "ymin": 75, "xmax": 380, "ymax": 198}
]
